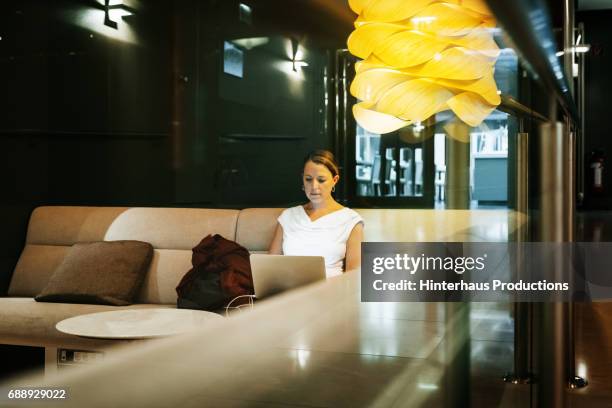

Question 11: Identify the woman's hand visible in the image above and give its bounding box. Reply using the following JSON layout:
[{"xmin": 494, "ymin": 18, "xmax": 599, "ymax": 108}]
[
  {"xmin": 344, "ymin": 222, "xmax": 364, "ymax": 272},
  {"xmin": 268, "ymin": 223, "xmax": 284, "ymax": 254}
]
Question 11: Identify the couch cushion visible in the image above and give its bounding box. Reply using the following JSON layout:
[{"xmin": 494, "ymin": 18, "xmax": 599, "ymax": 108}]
[
  {"xmin": 25, "ymin": 206, "xmax": 241, "ymax": 249},
  {"xmin": 0, "ymin": 297, "xmax": 174, "ymax": 349},
  {"xmin": 35, "ymin": 241, "xmax": 154, "ymax": 306},
  {"xmin": 136, "ymin": 249, "xmax": 193, "ymax": 304},
  {"xmin": 235, "ymin": 208, "xmax": 284, "ymax": 252},
  {"xmin": 103, "ymin": 207, "xmax": 240, "ymax": 250},
  {"xmin": 25, "ymin": 206, "xmax": 129, "ymax": 246}
]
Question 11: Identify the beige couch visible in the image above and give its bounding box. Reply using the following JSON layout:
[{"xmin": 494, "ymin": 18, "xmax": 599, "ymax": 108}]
[
  {"xmin": 0, "ymin": 206, "xmax": 283, "ymax": 351},
  {"xmin": 1, "ymin": 205, "xmax": 520, "ymax": 357}
]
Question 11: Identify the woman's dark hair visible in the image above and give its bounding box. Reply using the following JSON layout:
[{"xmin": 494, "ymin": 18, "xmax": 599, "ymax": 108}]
[{"xmin": 303, "ymin": 150, "xmax": 340, "ymax": 177}]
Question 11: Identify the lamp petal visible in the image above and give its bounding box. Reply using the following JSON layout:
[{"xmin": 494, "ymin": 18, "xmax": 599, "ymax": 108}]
[
  {"xmin": 450, "ymin": 24, "xmax": 500, "ymax": 59},
  {"xmin": 433, "ymin": 73, "xmax": 501, "ymax": 105},
  {"xmin": 353, "ymin": 102, "xmax": 411, "ymax": 134},
  {"xmin": 447, "ymin": 92, "xmax": 496, "ymax": 127},
  {"xmin": 461, "ymin": 0, "xmax": 493, "ymax": 17},
  {"xmin": 377, "ymin": 79, "xmax": 453, "ymax": 121},
  {"xmin": 403, "ymin": 47, "xmax": 491, "ymax": 80},
  {"xmin": 347, "ymin": 23, "xmax": 404, "ymax": 59},
  {"xmin": 409, "ymin": 3, "xmax": 483, "ymax": 37},
  {"xmin": 348, "ymin": 0, "xmax": 376, "ymax": 15},
  {"xmin": 362, "ymin": 0, "xmax": 433, "ymax": 23},
  {"xmin": 355, "ymin": 55, "xmax": 387, "ymax": 73},
  {"xmin": 375, "ymin": 30, "xmax": 448, "ymax": 68},
  {"xmin": 350, "ymin": 68, "xmax": 412, "ymax": 103},
  {"xmin": 443, "ymin": 119, "xmax": 472, "ymax": 142}
]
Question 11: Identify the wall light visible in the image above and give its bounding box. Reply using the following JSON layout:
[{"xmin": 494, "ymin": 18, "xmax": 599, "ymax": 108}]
[
  {"xmin": 231, "ymin": 37, "xmax": 269, "ymax": 50},
  {"xmin": 417, "ymin": 383, "xmax": 439, "ymax": 390},
  {"xmin": 103, "ymin": 0, "xmax": 135, "ymax": 29},
  {"xmin": 291, "ymin": 37, "xmax": 309, "ymax": 72},
  {"xmin": 63, "ymin": 2, "xmax": 138, "ymax": 44},
  {"xmin": 239, "ymin": 3, "xmax": 252, "ymax": 25},
  {"xmin": 347, "ymin": 0, "xmax": 501, "ymax": 134},
  {"xmin": 556, "ymin": 45, "xmax": 591, "ymax": 57}
]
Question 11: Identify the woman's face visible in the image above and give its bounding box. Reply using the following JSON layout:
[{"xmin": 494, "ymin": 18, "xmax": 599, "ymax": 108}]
[{"xmin": 303, "ymin": 160, "xmax": 339, "ymax": 204}]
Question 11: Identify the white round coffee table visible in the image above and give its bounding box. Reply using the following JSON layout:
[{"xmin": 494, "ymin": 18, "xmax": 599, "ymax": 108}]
[{"xmin": 56, "ymin": 308, "xmax": 222, "ymax": 339}]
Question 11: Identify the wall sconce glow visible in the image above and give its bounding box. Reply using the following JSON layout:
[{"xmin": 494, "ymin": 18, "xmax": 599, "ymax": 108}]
[
  {"xmin": 290, "ymin": 37, "xmax": 308, "ymax": 72},
  {"xmin": 275, "ymin": 61, "xmax": 304, "ymax": 78},
  {"xmin": 417, "ymin": 383, "xmax": 439, "ymax": 390},
  {"xmin": 557, "ymin": 45, "xmax": 591, "ymax": 57},
  {"xmin": 66, "ymin": 8, "xmax": 137, "ymax": 44},
  {"xmin": 293, "ymin": 61, "xmax": 309, "ymax": 71},
  {"xmin": 577, "ymin": 361, "xmax": 587, "ymax": 381},
  {"xmin": 347, "ymin": 0, "xmax": 501, "ymax": 133},
  {"xmin": 296, "ymin": 349, "xmax": 310, "ymax": 369},
  {"xmin": 103, "ymin": 0, "xmax": 135, "ymax": 29},
  {"xmin": 239, "ymin": 3, "xmax": 252, "ymax": 24},
  {"xmin": 231, "ymin": 37, "xmax": 269, "ymax": 50},
  {"xmin": 575, "ymin": 45, "xmax": 590, "ymax": 53}
]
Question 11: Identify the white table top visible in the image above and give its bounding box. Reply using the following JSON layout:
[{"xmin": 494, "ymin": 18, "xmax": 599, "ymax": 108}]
[{"xmin": 56, "ymin": 308, "xmax": 222, "ymax": 339}]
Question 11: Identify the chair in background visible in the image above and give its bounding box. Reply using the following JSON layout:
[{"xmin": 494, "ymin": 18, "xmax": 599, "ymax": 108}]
[
  {"xmin": 414, "ymin": 160, "xmax": 423, "ymax": 196},
  {"xmin": 383, "ymin": 148, "xmax": 397, "ymax": 196},
  {"xmin": 370, "ymin": 154, "xmax": 382, "ymax": 196},
  {"xmin": 435, "ymin": 164, "xmax": 446, "ymax": 201},
  {"xmin": 399, "ymin": 147, "xmax": 413, "ymax": 196},
  {"xmin": 356, "ymin": 161, "xmax": 373, "ymax": 195}
]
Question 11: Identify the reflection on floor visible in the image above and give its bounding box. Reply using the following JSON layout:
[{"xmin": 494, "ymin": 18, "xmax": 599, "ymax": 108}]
[
  {"xmin": 571, "ymin": 212, "xmax": 612, "ymax": 406},
  {"xmin": 571, "ymin": 303, "xmax": 612, "ymax": 407},
  {"xmin": 189, "ymin": 302, "xmax": 518, "ymax": 408},
  {"xmin": 203, "ymin": 303, "xmax": 611, "ymax": 407}
]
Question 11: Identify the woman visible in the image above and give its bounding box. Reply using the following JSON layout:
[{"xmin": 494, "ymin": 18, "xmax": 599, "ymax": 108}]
[{"xmin": 269, "ymin": 150, "xmax": 364, "ymax": 278}]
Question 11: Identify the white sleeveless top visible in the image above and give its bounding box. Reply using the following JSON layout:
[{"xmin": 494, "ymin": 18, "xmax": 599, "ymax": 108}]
[{"xmin": 278, "ymin": 206, "xmax": 363, "ymax": 278}]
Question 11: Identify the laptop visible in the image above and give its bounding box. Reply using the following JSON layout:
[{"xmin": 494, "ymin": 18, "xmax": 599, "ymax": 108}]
[{"xmin": 250, "ymin": 254, "xmax": 326, "ymax": 299}]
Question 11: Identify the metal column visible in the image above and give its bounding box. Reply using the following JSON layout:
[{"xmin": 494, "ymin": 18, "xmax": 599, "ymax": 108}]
[
  {"xmin": 563, "ymin": 0, "xmax": 587, "ymax": 390},
  {"xmin": 538, "ymin": 122, "xmax": 570, "ymax": 408},
  {"xmin": 504, "ymin": 131, "xmax": 533, "ymax": 385},
  {"xmin": 443, "ymin": 120, "xmax": 471, "ymax": 406},
  {"xmin": 445, "ymin": 122, "xmax": 470, "ymax": 209}
]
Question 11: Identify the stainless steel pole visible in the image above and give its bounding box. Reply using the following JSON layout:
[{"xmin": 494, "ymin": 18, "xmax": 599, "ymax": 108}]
[
  {"xmin": 563, "ymin": 0, "xmax": 575, "ymax": 96},
  {"xmin": 444, "ymin": 121, "xmax": 470, "ymax": 406},
  {"xmin": 445, "ymin": 122, "xmax": 470, "ymax": 209},
  {"xmin": 504, "ymin": 131, "xmax": 533, "ymax": 385},
  {"xmin": 563, "ymin": 0, "xmax": 587, "ymax": 390},
  {"xmin": 538, "ymin": 121, "xmax": 569, "ymax": 408}
]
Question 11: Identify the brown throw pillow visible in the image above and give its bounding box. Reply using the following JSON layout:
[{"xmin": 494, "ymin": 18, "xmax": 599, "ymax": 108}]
[{"xmin": 35, "ymin": 240, "xmax": 154, "ymax": 306}]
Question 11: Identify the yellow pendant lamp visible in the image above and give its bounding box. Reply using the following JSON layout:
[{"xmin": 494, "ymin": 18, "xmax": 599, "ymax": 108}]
[{"xmin": 348, "ymin": 0, "xmax": 501, "ymax": 134}]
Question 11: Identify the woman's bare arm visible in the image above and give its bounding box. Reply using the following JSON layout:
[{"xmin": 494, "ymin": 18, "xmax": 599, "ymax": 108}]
[
  {"xmin": 268, "ymin": 223, "xmax": 284, "ymax": 254},
  {"xmin": 344, "ymin": 222, "xmax": 364, "ymax": 272}
]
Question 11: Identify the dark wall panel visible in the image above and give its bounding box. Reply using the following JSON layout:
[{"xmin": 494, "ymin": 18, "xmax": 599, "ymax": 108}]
[{"xmin": 579, "ymin": 10, "xmax": 612, "ymax": 208}]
